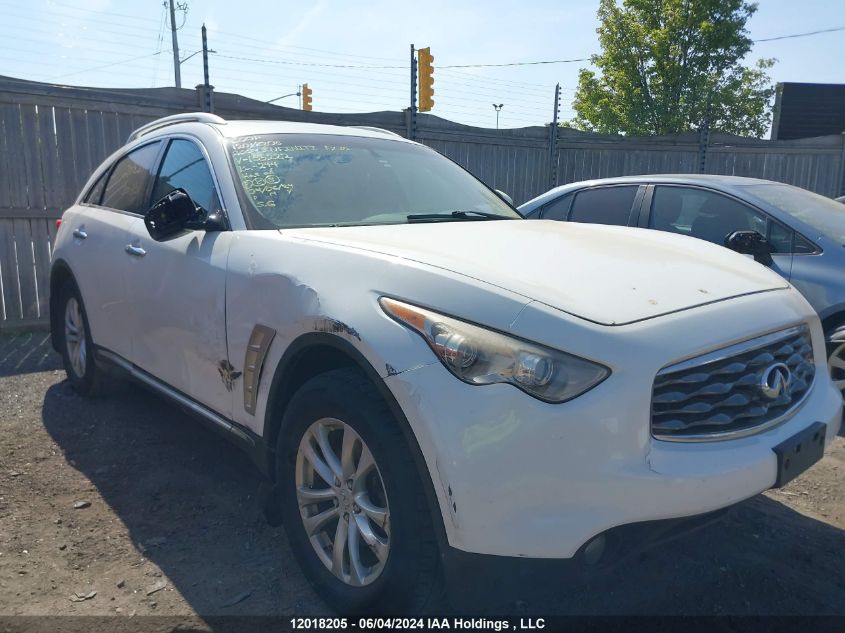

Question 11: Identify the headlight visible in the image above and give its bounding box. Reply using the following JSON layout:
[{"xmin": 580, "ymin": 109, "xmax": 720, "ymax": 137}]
[{"xmin": 379, "ymin": 297, "xmax": 610, "ymax": 403}]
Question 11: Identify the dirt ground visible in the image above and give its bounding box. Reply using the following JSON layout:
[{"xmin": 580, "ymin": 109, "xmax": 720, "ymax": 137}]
[{"xmin": 0, "ymin": 331, "xmax": 843, "ymax": 624}]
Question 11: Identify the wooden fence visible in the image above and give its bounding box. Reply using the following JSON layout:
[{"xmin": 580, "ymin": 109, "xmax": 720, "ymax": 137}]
[{"xmin": 1, "ymin": 74, "xmax": 844, "ymax": 330}]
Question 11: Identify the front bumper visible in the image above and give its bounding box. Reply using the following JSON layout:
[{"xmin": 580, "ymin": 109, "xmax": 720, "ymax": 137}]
[{"xmin": 383, "ymin": 289, "xmax": 843, "ymax": 559}]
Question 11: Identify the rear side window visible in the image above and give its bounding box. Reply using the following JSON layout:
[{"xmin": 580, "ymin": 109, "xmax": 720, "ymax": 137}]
[
  {"xmin": 151, "ymin": 139, "xmax": 221, "ymax": 214},
  {"xmin": 101, "ymin": 142, "xmax": 161, "ymax": 214},
  {"xmin": 83, "ymin": 171, "xmax": 108, "ymax": 205},
  {"xmin": 569, "ymin": 186, "xmax": 638, "ymax": 226},
  {"xmin": 542, "ymin": 194, "xmax": 572, "ymax": 220}
]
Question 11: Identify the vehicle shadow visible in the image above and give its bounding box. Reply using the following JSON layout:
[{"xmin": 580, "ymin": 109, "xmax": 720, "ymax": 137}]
[
  {"xmin": 41, "ymin": 378, "xmax": 326, "ymax": 619},
  {"xmin": 0, "ymin": 331, "xmax": 62, "ymax": 377},
  {"xmin": 42, "ymin": 377, "xmax": 845, "ymax": 619}
]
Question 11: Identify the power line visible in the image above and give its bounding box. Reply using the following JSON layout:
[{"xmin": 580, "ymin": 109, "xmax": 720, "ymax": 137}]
[
  {"xmin": 51, "ymin": 51, "xmax": 165, "ymax": 80},
  {"xmin": 441, "ymin": 57, "xmax": 590, "ymax": 69},
  {"xmin": 753, "ymin": 25, "xmax": 845, "ymax": 42}
]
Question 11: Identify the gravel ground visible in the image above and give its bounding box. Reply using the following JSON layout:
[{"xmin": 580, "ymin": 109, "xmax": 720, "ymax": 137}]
[{"xmin": 0, "ymin": 331, "xmax": 843, "ymax": 624}]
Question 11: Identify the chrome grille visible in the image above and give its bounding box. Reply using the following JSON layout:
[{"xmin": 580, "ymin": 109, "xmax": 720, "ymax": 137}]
[{"xmin": 652, "ymin": 325, "xmax": 815, "ymax": 441}]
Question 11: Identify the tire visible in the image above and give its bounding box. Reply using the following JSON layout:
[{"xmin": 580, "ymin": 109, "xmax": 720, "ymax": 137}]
[
  {"xmin": 827, "ymin": 340, "xmax": 845, "ymax": 400},
  {"xmin": 276, "ymin": 368, "xmax": 441, "ymax": 614},
  {"xmin": 826, "ymin": 324, "xmax": 845, "ymax": 402},
  {"xmin": 56, "ymin": 281, "xmax": 105, "ymax": 396}
]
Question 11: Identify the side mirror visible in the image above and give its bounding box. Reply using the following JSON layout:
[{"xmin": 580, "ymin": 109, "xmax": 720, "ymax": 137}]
[
  {"xmin": 145, "ymin": 189, "xmax": 225, "ymax": 241},
  {"xmin": 725, "ymin": 230, "xmax": 773, "ymax": 267},
  {"xmin": 495, "ymin": 189, "xmax": 514, "ymax": 206}
]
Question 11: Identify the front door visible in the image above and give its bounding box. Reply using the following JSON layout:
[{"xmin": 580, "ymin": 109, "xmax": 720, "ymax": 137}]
[
  {"xmin": 645, "ymin": 185, "xmax": 793, "ymax": 279},
  {"xmin": 123, "ymin": 137, "xmax": 233, "ymax": 417}
]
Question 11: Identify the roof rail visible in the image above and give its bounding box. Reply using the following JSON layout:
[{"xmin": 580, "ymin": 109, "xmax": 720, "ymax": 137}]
[
  {"xmin": 127, "ymin": 112, "xmax": 227, "ymax": 143},
  {"xmin": 350, "ymin": 125, "xmax": 403, "ymax": 138}
]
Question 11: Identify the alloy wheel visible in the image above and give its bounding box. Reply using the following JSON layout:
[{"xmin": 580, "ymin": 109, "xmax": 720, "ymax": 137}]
[
  {"xmin": 64, "ymin": 296, "xmax": 87, "ymax": 379},
  {"xmin": 295, "ymin": 417, "xmax": 390, "ymax": 587},
  {"xmin": 828, "ymin": 342, "xmax": 845, "ymax": 399}
]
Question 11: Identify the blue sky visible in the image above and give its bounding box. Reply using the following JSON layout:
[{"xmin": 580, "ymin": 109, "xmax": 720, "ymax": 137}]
[{"xmin": 1, "ymin": 0, "xmax": 843, "ymax": 128}]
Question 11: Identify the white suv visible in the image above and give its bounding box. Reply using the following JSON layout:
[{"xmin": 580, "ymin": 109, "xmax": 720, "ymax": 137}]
[{"xmin": 50, "ymin": 113, "xmax": 842, "ymax": 612}]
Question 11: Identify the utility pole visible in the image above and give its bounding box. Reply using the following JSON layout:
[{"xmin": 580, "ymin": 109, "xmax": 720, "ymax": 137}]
[
  {"xmin": 200, "ymin": 23, "xmax": 213, "ymax": 112},
  {"xmin": 169, "ymin": 0, "xmax": 182, "ymax": 88},
  {"xmin": 201, "ymin": 24, "xmax": 209, "ymax": 87},
  {"xmin": 548, "ymin": 83, "xmax": 561, "ymax": 188},
  {"xmin": 492, "ymin": 103, "xmax": 503, "ymax": 129},
  {"xmin": 408, "ymin": 44, "xmax": 417, "ymax": 141}
]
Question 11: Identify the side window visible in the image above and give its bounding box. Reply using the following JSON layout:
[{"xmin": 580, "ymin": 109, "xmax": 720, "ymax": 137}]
[
  {"xmin": 151, "ymin": 139, "xmax": 221, "ymax": 214},
  {"xmin": 83, "ymin": 171, "xmax": 108, "ymax": 205},
  {"xmin": 541, "ymin": 194, "xmax": 572, "ymax": 220},
  {"xmin": 793, "ymin": 234, "xmax": 817, "ymax": 254},
  {"xmin": 650, "ymin": 186, "xmax": 790, "ymax": 253},
  {"xmin": 568, "ymin": 186, "xmax": 638, "ymax": 226},
  {"xmin": 767, "ymin": 220, "xmax": 793, "ymax": 254},
  {"xmin": 101, "ymin": 142, "xmax": 161, "ymax": 214}
]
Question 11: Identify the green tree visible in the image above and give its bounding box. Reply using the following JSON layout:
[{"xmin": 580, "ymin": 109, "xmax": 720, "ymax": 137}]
[{"xmin": 569, "ymin": 0, "xmax": 775, "ymax": 137}]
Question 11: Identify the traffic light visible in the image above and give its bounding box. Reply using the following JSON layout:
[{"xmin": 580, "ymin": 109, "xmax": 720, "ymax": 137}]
[
  {"xmin": 417, "ymin": 47, "xmax": 434, "ymax": 112},
  {"xmin": 302, "ymin": 83, "xmax": 313, "ymax": 111}
]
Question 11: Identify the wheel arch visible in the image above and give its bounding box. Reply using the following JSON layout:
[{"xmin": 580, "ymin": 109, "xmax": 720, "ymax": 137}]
[
  {"xmin": 261, "ymin": 332, "xmax": 449, "ymax": 550},
  {"xmin": 49, "ymin": 259, "xmax": 78, "ymax": 353},
  {"xmin": 821, "ymin": 310, "xmax": 845, "ymax": 342}
]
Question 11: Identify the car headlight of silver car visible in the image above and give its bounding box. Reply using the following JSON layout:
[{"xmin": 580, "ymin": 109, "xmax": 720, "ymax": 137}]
[{"xmin": 379, "ymin": 297, "xmax": 610, "ymax": 403}]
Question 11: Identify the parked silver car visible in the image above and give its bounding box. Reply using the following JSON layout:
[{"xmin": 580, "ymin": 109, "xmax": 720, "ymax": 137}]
[{"xmin": 520, "ymin": 175, "xmax": 845, "ymax": 397}]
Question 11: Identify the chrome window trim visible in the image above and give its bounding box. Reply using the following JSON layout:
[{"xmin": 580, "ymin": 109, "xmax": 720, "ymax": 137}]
[{"xmin": 651, "ymin": 323, "xmax": 815, "ymax": 443}]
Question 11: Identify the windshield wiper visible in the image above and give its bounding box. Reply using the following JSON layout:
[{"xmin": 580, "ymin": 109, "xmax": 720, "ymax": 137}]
[{"xmin": 406, "ymin": 210, "xmax": 516, "ymax": 223}]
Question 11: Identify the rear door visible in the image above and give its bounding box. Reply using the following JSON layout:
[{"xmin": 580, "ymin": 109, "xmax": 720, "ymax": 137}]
[
  {"xmin": 66, "ymin": 141, "xmax": 162, "ymax": 359},
  {"xmin": 539, "ymin": 185, "xmax": 644, "ymax": 226},
  {"xmin": 123, "ymin": 136, "xmax": 233, "ymax": 416},
  {"xmin": 642, "ymin": 184, "xmax": 793, "ymax": 279}
]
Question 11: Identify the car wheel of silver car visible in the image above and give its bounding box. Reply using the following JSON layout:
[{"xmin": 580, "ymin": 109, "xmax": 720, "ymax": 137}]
[
  {"xmin": 58, "ymin": 282, "xmax": 105, "ymax": 396},
  {"xmin": 277, "ymin": 367, "xmax": 441, "ymax": 614},
  {"xmin": 827, "ymin": 341, "xmax": 845, "ymax": 399}
]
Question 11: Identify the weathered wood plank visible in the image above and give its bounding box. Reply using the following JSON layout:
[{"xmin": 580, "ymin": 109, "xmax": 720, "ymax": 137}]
[
  {"xmin": 31, "ymin": 217, "xmax": 52, "ymax": 318},
  {"xmin": 19, "ymin": 104, "xmax": 46, "ymax": 209},
  {"xmin": 53, "ymin": 107, "xmax": 79, "ymax": 208},
  {"xmin": 70, "ymin": 108, "xmax": 94, "ymax": 193},
  {"xmin": 0, "ymin": 218, "xmax": 23, "ymax": 321},
  {"xmin": 13, "ymin": 218, "xmax": 39, "ymax": 319},
  {"xmin": 0, "ymin": 103, "xmax": 26, "ymax": 209},
  {"xmin": 38, "ymin": 106, "xmax": 66, "ymax": 212}
]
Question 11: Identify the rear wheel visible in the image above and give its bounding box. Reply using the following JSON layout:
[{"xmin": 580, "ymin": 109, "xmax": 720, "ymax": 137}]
[
  {"xmin": 57, "ymin": 282, "xmax": 105, "ymax": 396},
  {"xmin": 276, "ymin": 368, "xmax": 440, "ymax": 613}
]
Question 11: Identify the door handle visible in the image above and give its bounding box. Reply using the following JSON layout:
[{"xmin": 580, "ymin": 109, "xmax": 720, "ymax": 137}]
[
  {"xmin": 125, "ymin": 244, "xmax": 147, "ymax": 257},
  {"xmin": 72, "ymin": 228, "xmax": 88, "ymax": 240}
]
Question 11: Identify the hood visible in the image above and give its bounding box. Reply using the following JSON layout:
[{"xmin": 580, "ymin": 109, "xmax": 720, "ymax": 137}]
[{"xmin": 287, "ymin": 220, "xmax": 789, "ymax": 325}]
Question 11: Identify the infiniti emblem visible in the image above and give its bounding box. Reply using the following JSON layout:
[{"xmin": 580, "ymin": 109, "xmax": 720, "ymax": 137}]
[{"xmin": 759, "ymin": 362, "xmax": 792, "ymax": 400}]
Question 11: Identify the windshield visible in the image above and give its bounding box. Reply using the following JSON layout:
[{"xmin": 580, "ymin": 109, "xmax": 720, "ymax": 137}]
[
  {"xmin": 741, "ymin": 183, "xmax": 845, "ymax": 245},
  {"xmin": 227, "ymin": 133, "xmax": 521, "ymax": 228}
]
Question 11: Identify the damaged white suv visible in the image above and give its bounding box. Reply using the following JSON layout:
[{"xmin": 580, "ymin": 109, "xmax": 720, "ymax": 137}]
[{"xmin": 50, "ymin": 113, "xmax": 842, "ymax": 612}]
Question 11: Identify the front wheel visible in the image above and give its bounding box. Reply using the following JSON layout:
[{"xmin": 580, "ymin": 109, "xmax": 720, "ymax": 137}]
[
  {"xmin": 276, "ymin": 368, "xmax": 441, "ymax": 614},
  {"xmin": 828, "ymin": 340, "xmax": 845, "ymax": 400}
]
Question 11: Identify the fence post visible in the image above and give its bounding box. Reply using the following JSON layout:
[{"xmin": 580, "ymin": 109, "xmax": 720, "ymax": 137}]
[
  {"xmin": 548, "ymin": 82, "xmax": 560, "ymax": 188},
  {"xmin": 407, "ymin": 44, "xmax": 417, "ymax": 140},
  {"xmin": 698, "ymin": 114, "xmax": 710, "ymax": 174},
  {"xmin": 839, "ymin": 132, "xmax": 845, "ymax": 197},
  {"xmin": 196, "ymin": 84, "xmax": 214, "ymax": 113}
]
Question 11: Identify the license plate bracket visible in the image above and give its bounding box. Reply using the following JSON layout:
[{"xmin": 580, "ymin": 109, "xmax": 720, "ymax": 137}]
[{"xmin": 772, "ymin": 422, "xmax": 826, "ymax": 488}]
